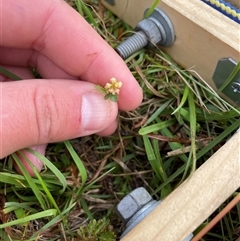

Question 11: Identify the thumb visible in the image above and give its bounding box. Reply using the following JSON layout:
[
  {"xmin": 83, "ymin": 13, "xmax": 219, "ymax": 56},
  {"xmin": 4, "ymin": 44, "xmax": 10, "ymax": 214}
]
[{"xmin": 1, "ymin": 79, "xmax": 118, "ymax": 158}]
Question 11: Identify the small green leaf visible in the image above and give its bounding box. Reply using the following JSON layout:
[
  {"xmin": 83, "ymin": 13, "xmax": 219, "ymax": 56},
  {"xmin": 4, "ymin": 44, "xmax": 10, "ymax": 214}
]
[
  {"xmin": 104, "ymin": 93, "xmax": 111, "ymax": 100},
  {"xmin": 96, "ymin": 85, "xmax": 107, "ymax": 94},
  {"xmin": 104, "ymin": 93, "xmax": 118, "ymax": 102},
  {"xmin": 109, "ymin": 95, "xmax": 118, "ymax": 102}
]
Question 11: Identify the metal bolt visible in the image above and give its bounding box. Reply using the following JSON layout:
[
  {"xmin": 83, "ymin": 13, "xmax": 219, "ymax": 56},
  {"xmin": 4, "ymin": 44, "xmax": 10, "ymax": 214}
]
[
  {"xmin": 232, "ymin": 82, "xmax": 240, "ymax": 93},
  {"xmin": 115, "ymin": 187, "xmax": 193, "ymax": 240},
  {"xmin": 115, "ymin": 8, "xmax": 175, "ymax": 59},
  {"xmin": 115, "ymin": 187, "xmax": 159, "ymax": 237},
  {"xmin": 115, "ymin": 187, "xmax": 154, "ymax": 223}
]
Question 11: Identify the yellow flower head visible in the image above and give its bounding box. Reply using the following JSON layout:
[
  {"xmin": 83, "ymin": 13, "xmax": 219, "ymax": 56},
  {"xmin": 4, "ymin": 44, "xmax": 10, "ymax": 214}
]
[{"xmin": 104, "ymin": 78, "xmax": 122, "ymax": 95}]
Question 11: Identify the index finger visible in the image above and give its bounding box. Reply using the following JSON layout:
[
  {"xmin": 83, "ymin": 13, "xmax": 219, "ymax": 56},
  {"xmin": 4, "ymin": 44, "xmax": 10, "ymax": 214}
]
[{"xmin": 0, "ymin": 0, "xmax": 142, "ymax": 110}]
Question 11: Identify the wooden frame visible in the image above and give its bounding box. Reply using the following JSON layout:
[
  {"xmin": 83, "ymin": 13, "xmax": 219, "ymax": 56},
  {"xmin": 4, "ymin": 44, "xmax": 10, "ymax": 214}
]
[{"xmin": 102, "ymin": 0, "xmax": 240, "ymax": 106}]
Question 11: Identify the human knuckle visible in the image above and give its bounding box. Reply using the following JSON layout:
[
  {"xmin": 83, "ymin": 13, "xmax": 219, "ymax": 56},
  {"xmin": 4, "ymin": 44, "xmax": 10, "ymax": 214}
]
[{"xmin": 33, "ymin": 86, "xmax": 59, "ymax": 143}]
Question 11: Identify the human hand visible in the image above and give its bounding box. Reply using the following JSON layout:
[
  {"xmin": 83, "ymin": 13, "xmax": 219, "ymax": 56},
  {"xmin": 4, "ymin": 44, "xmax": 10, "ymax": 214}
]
[{"xmin": 0, "ymin": 0, "xmax": 142, "ymax": 175}]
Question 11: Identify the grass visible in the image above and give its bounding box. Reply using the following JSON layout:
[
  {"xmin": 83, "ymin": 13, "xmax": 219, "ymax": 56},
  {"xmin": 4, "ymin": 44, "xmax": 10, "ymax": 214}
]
[{"xmin": 0, "ymin": 0, "xmax": 239, "ymax": 240}]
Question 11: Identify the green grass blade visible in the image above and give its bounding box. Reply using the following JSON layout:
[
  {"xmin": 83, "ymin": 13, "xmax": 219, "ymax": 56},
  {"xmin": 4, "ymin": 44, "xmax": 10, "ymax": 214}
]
[
  {"xmin": 152, "ymin": 139, "xmax": 166, "ymax": 181},
  {"xmin": 5, "ymin": 196, "xmax": 35, "ymax": 227},
  {"xmin": 142, "ymin": 135, "xmax": 156, "ymax": 162},
  {"xmin": 196, "ymin": 108, "xmax": 240, "ymax": 121},
  {"xmin": 12, "ymin": 187, "xmax": 40, "ymax": 202},
  {"xmin": 83, "ymin": 167, "xmax": 115, "ymax": 192},
  {"xmin": 25, "ymin": 148, "xmax": 67, "ymax": 193},
  {"xmin": 34, "ymin": 170, "xmax": 61, "ymax": 214},
  {"xmin": 75, "ymin": 0, "xmax": 97, "ymax": 27},
  {"xmin": 144, "ymin": 98, "xmax": 173, "ymax": 126},
  {"xmin": 81, "ymin": 198, "xmax": 93, "ymax": 220},
  {"xmin": 161, "ymin": 128, "xmax": 188, "ymax": 163},
  {"xmin": 125, "ymin": 49, "xmax": 146, "ymax": 64},
  {"xmin": 0, "ymin": 209, "xmax": 57, "ymax": 229},
  {"xmin": 0, "ymin": 172, "xmax": 30, "ymax": 187},
  {"xmin": 0, "ymin": 66, "xmax": 21, "ymax": 80},
  {"xmin": 75, "ymin": 0, "xmax": 83, "ymax": 15},
  {"xmin": 64, "ymin": 140, "xmax": 87, "ymax": 187},
  {"xmin": 218, "ymin": 61, "xmax": 240, "ymax": 93},
  {"xmin": 0, "ymin": 230, "xmax": 13, "ymax": 241},
  {"xmin": 143, "ymin": 134, "xmax": 172, "ymax": 197},
  {"xmin": 12, "ymin": 153, "xmax": 47, "ymax": 210},
  {"xmin": 188, "ymin": 90, "xmax": 197, "ymax": 172},
  {"xmin": 152, "ymin": 138, "xmax": 172, "ymax": 197},
  {"xmin": 30, "ymin": 202, "xmax": 76, "ymax": 239},
  {"xmin": 179, "ymin": 108, "xmax": 191, "ymax": 122},
  {"xmin": 139, "ymin": 119, "xmax": 176, "ymax": 135},
  {"xmin": 4, "ymin": 201, "xmax": 37, "ymax": 214},
  {"xmin": 144, "ymin": 0, "xmax": 161, "ymax": 18},
  {"xmin": 171, "ymin": 86, "xmax": 189, "ymax": 115},
  {"xmin": 153, "ymin": 163, "xmax": 187, "ymax": 195}
]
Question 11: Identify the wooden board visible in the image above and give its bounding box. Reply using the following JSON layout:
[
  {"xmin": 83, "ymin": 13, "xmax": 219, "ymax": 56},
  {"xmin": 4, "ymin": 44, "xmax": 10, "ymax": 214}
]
[
  {"xmin": 102, "ymin": 0, "xmax": 240, "ymax": 106},
  {"xmin": 228, "ymin": 0, "xmax": 239, "ymax": 7},
  {"xmin": 120, "ymin": 131, "xmax": 240, "ymax": 241}
]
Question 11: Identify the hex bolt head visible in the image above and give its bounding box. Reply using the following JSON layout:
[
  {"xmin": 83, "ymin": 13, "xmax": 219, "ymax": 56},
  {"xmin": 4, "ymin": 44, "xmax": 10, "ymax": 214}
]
[
  {"xmin": 115, "ymin": 7, "xmax": 175, "ymax": 59},
  {"xmin": 135, "ymin": 18, "xmax": 163, "ymax": 47},
  {"xmin": 115, "ymin": 187, "xmax": 153, "ymax": 223},
  {"xmin": 144, "ymin": 7, "xmax": 175, "ymax": 47}
]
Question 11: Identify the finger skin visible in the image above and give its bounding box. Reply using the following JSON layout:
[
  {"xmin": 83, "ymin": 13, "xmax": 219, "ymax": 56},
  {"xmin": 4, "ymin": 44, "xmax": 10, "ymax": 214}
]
[
  {"xmin": 0, "ymin": 0, "xmax": 143, "ymax": 111},
  {"xmin": 1, "ymin": 79, "xmax": 118, "ymax": 158},
  {"xmin": 0, "ymin": 47, "xmax": 78, "ymax": 80},
  {"xmin": 97, "ymin": 120, "xmax": 118, "ymax": 136}
]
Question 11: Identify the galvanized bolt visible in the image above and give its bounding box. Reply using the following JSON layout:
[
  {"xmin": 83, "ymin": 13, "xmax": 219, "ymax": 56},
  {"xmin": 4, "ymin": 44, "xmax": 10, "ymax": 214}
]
[
  {"xmin": 115, "ymin": 8, "xmax": 175, "ymax": 60},
  {"xmin": 232, "ymin": 82, "xmax": 240, "ymax": 93},
  {"xmin": 115, "ymin": 187, "xmax": 193, "ymax": 240},
  {"xmin": 115, "ymin": 187, "xmax": 160, "ymax": 237}
]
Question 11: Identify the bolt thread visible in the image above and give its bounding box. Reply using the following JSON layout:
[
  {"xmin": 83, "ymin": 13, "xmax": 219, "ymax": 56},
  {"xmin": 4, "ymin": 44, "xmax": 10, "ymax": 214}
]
[{"xmin": 115, "ymin": 31, "xmax": 148, "ymax": 59}]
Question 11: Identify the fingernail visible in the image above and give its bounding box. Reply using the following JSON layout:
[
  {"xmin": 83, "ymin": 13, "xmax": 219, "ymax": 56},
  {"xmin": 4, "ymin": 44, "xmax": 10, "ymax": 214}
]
[{"xmin": 82, "ymin": 91, "xmax": 111, "ymax": 131}]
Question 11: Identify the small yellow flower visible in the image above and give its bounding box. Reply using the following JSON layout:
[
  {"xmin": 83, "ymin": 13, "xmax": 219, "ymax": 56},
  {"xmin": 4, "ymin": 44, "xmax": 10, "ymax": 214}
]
[
  {"xmin": 104, "ymin": 78, "xmax": 122, "ymax": 95},
  {"xmin": 96, "ymin": 78, "xmax": 122, "ymax": 102}
]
